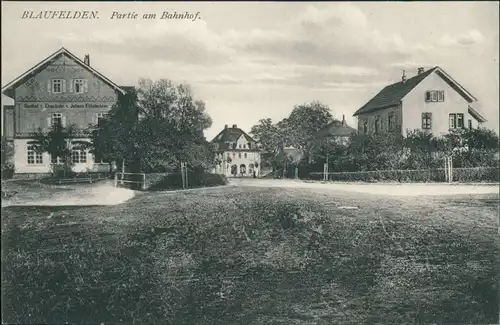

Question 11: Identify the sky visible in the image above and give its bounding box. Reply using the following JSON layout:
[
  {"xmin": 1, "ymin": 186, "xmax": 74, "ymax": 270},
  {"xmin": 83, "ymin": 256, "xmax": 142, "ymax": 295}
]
[{"xmin": 2, "ymin": 1, "xmax": 499, "ymax": 140}]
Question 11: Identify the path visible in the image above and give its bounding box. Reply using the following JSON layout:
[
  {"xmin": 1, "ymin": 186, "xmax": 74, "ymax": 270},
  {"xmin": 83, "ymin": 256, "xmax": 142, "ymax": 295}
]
[
  {"xmin": 2, "ymin": 180, "xmax": 135, "ymax": 207},
  {"xmin": 230, "ymin": 178, "xmax": 499, "ymax": 196}
]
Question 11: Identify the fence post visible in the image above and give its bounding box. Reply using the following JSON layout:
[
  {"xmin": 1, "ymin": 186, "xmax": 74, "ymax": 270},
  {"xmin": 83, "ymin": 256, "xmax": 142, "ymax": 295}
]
[
  {"xmin": 114, "ymin": 173, "xmax": 117, "ymax": 187},
  {"xmin": 121, "ymin": 159, "xmax": 125, "ymax": 185},
  {"xmin": 185, "ymin": 166, "xmax": 189, "ymax": 189},
  {"xmin": 142, "ymin": 173, "xmax": 146, "ymax": 190},
  {"xmin": 295, "ymin": 167, "xmax": 299, "ymax": 180},
  {"xmin": 449, "ymin": 156, "xmax": 453, "ymax": 183},
  {"xmin": 180, "ymin": 162, "xmax": 185, "ymax": 189},
  {"xmin": 323, "ymin": 163, "xmax": 328, "ymax": 181}
]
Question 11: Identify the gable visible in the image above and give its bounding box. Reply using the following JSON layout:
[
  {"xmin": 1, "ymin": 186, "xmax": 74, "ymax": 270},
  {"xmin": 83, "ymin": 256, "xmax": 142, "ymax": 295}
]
[
  {"xmin": 2, "ymin": 47, "xmax": 125, "ymax": 98},
  {"xmin": 353, "ymin": 67, "xmax": 477, "ymax": 117}
]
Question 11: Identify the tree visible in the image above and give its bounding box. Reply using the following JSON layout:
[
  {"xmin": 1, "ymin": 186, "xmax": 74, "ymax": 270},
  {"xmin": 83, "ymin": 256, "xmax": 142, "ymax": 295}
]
[
  {"xmin": 89, "ymin": 87, "xmax": 140, "ymax": 172},
  {"xmin": 250, "ymin": 118, "xmax": 285, "ymax": 168},
  {"xmin": 284, "ymin": 101, "xmax": 334, "ymax": 150},
  {"xmin": 134, "ymin": 79, "xmax": 213, "ymax": 172},
  {"xmin": 32, "ymin": 123, "xmax": 77, "ymax": 176}
]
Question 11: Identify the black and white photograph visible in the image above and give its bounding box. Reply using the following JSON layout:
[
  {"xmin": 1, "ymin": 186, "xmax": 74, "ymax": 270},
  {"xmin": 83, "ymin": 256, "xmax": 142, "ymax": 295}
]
[{"xmin": 1, "ymin": 1, "xmax": 499, "ymax": 324}]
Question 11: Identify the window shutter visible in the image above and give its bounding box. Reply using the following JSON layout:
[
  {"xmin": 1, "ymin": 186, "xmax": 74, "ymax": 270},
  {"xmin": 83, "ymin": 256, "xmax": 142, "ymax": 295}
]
[
  {"xmin": 83, "ymin": 79, "xmax": 88, "ymax": 93},
  {"xmin": 68, "ymin": 79, "xmax": 73, "ymax": 93},
  {"xmin": 46, "ymin": 116, "xmax": 52, "ymax": 129},
  {"xmin": 429, "ymin": 112, "xmax": 432, "ymax": 128},
  {"xmin": 62, "ymin": 80, "xmax": 67, "ymax": 93},
  {"xmin": 62, "ymin": 114, "xmax": 67, "ymax": 127},
  {"xmin": 47, "ymin": 81, "xmax": 52, "ymax": 93},
  {"xmin": 425, "ymin": 91, "xmax": 430, "ymax": 101}
]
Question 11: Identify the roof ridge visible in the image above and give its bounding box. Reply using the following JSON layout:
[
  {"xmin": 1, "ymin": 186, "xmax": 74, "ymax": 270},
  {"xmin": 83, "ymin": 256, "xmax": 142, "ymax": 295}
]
[{"xmin": 2, "ymin": 47, "xmax": 125, "ymax": 96}]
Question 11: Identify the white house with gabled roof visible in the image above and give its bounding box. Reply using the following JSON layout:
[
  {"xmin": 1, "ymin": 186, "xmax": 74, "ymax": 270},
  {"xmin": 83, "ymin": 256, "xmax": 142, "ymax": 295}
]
[{"xmin": 353, "ymin": 66, "xmax": 487, "ymax": 136}]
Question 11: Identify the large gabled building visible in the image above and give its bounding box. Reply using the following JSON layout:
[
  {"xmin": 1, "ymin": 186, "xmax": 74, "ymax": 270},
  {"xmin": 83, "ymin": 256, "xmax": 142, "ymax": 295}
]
[
  {"xmin": 210, "ymin": 124, "xmax": 261, "ymax": 177},
  {"xmin": 2, "ymin": 47, "xmax": 132, "ymax": 175},
  {"xmin": 353, "ymin": 66, "xmax": 487, "ymax": 136}
]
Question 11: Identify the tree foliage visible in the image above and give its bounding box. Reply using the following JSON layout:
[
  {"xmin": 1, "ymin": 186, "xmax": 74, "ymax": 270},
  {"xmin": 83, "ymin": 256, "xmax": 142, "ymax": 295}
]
[
  {"xmin": 32, "ymin": 123, "xmax": 77, "ymax": 176},
  {"xmin": 250, "ymin": 101, "xmax": 335, "ymax": 170},
  {"xmin": 91, "ymin": 79, "xmax": 214, "ymax": 173}
]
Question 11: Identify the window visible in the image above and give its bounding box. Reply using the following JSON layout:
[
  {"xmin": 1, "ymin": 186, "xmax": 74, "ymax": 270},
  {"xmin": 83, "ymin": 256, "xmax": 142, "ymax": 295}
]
[
  {"xmin": 425, "ymin": 90, "xmax": 445, "ymax": 102},
  {"xmin": 52, "ymin": 113, "xmax": 63, "ymax": 128},
  {"xmin": 374, "ymin": 118, "xmax": 380, "ymax": 134},
  {"xmin": 421, "ymin": 112, "xmax": 432, "ymax": 129},
  {"xmin": 449, "ymin": 114, "xmax": 456, "ymax": 129},
  {"xmin": 238, "ymin": 153, "xmax": 242, "ymax": 158},
  {"xmin": 244, "ymin": 153, "xmax": 247, "ymax": 158},
  {"xmin": 51, "ymin": 155, "xmax": 65, "ymax": 164},
  {"xmin": 363, "ymin": 121, "xmax": 368, "ymax": 134},
  {"xmin": 51, "ymin": 79, "xmax": 64, "ymax": 93},
  {"xmin": 243, "ymin": 144, "xmax": 246, "ymax": 149},
  {"xmin": 233, "ymin": 153, "xmax": 235, "ymax": 157},
  {"xmin": 388, "ymin": 114, "xmax": 395, "ymax": 132},
  {"xmin": 449, "ymin": 113, "xmax": 464, "ymax": 129},
  {"xmin": 457, "ymin": 113, "xmax": 464, "ymax": 128},
  {"xmin": 74, "ymin": 79, "xmax": 85, "ymax": 94},
  {"xmin": 72, "ymin": 149, "xmax": 87, "ymax": 163},
  {"xmin": 27, "ymin": 145, "xmax": 43, "ymax": 165},
  {"xmin": 239, "ymin": 144, "xmax": 242, "ymax": 148},
  {"xmin": 96, "ymin": 113, "xmax": 107, "ymax": 127},
  {"xmin": 468, "ymin": 119, "xmax": 473, "ymax": 130}
]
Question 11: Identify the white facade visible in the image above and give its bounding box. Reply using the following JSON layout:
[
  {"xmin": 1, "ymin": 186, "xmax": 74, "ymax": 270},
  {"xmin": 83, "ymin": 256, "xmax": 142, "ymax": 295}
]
[
  {"xmin": 402, "ymin": 71, "xmax": 480, "ymax": 136},
  {"xmin": 14, "ymin": 138, "xmax": 110, "ymax": 174},
  {"xmin": 213, "ymin": 134, "xmax": 261, "ymax": 177}
]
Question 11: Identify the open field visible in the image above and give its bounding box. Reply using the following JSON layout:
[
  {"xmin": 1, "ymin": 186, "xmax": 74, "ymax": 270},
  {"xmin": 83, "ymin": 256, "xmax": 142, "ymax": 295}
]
[{"xmin": 1, "ymin": 183, "xmax": 498, "ymax": 324}]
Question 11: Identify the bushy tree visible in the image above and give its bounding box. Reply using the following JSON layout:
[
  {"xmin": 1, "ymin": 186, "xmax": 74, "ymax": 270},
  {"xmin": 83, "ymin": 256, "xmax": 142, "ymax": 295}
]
[
  {"xmin": 135, "ymin": 79, "xmax": 213, "ymax": 172},
  {"xmin": 250, "ymin": 118, "xmax": 286, "ymax": 169},
  {"xmin": 90, "ymin": 79, "xmax": 214, "ymax": 173},
  {"xmin": 32, "ymin": 123, "xmax": 77, "ymax": 176},
  {"xmin": 89, "ymin": 87, "xmax": 140, "ymax": 172}
]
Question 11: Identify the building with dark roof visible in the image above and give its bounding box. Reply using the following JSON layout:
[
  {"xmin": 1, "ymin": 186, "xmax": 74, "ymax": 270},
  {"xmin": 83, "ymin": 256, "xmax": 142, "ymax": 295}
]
[
  {"xmin": 313, "ymin": 115, "xmax": 357, "ymax": 141},
  {"xmin": 1, "ymin": 47, "xmax": 130, "ymax": 175},
  {"xmin": 210, "ymin": 124, "xmax": 261, "ymax": 177},
  {"xmin": 353, "ymin": 66, "xmax": 487, "ymax": 136}
]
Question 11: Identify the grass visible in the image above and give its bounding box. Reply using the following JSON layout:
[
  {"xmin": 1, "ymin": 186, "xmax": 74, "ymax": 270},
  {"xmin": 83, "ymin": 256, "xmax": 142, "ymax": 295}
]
[{"xmin": 1, "ymin": 185, "xmax": 498, "ymax": 324}]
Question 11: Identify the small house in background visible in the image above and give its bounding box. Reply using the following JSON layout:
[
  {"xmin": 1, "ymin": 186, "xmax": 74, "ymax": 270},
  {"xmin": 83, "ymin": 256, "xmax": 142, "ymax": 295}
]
[
  {"xmin": 353, "ymin": 66, "xmax": 487, "ymax": 136},
  {"xmin": 313, "ymin": 114, "xmax": 357, "ymax": 145},
  {"xmin": 210, "ymin": 124, "xmax": 261, "ymax": 177}
]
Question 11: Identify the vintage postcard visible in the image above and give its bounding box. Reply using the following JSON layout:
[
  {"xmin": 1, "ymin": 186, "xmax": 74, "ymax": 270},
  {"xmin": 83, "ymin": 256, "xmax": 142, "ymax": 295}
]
[{"xmin": 1, "ymin": 1, "xmax": 499, "ymax": 324}]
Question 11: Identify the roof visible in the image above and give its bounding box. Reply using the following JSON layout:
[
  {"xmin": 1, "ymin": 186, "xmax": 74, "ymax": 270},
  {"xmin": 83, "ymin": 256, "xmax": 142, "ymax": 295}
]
[
  {"xmin": 210, "ymin": 126, "xmax": 257, "ymax": 150},
  {"xmin": 2, "ymin": 47, "xmax": 126, "ymax": 97},
  {"xmin": 314, "ymin": 120, "xmax": 357, "ymax": 138},
  {"xmin": 353, "ymin": 66, "xmax": 477, "ymax": 116},
  {"xmin": 468, "ymin": 105, "xmax": 487, "ymax": 123}
]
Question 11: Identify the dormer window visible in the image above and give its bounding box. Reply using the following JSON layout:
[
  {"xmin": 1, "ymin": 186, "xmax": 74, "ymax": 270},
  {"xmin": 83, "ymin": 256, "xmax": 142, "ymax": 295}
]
[{"xmin": 425, "ymin": 90, "xmax": 444, "ymax": 102}]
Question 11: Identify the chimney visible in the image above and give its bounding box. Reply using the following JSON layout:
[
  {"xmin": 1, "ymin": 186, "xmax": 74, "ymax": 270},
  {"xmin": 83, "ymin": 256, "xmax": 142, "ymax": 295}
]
[
  {"xmin": 232, "ymin": 124, "xmax": 237, "ymax": 128},
  {"xmin": 342, "ymin": 114, "xmax": 346, "ymax": 126},
  {"xmin": 417, "ymin": 67, "xmax": 425, "ymax": 75},
  {"xmin": 401, "ymin": 70, "xmax": 407, "ymax": 83},
  {"xmin": 84, "ymin": 54, "xmax": 90, "ymax": 66},
  {"xmin": 224, "ymin": 124, "xmax": 228, "ymax": 129}
]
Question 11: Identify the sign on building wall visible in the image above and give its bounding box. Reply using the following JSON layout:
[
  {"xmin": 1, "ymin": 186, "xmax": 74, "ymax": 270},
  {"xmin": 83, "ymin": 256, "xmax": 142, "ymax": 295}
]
[{"xmin": 20, "ymin": 102, "xmax": 113, "ymax": 109}]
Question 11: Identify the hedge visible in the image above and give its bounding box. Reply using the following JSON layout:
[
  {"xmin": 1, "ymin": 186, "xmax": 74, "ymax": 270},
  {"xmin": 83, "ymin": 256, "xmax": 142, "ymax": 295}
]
[
  {"xmin": 147, "ymin": 171, "xmax": 228, "ymax": 191},
  {"xmin": 309, "ymin": 167, "xmax": 499, "ymax": 183}
]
